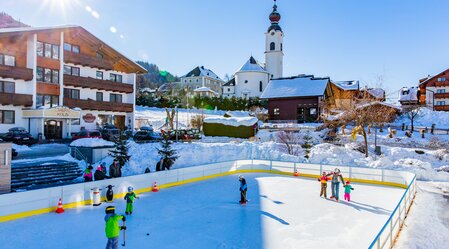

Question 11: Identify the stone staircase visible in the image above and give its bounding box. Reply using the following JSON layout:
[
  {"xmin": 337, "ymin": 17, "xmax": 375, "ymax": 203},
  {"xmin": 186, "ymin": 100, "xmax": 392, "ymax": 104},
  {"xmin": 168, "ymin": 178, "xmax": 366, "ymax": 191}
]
[{"xmin": 11, "ymin": 160, "xmax": 83, "ymax": 191}]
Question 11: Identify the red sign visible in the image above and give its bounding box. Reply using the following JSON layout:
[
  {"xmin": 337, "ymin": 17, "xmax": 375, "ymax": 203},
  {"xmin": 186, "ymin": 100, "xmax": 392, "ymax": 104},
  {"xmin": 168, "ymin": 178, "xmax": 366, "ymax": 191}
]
[{"xmin": 82, "ymin": 113, "xmax": 96, "ymax": 123}]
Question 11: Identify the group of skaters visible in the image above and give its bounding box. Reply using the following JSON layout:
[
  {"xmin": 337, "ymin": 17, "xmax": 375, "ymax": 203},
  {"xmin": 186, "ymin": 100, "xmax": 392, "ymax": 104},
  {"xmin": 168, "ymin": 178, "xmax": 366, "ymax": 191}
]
[
  {"xmin": 83, "ymin": 159, "xmax": 124, "ymax": 182},
  {"xmin": 318, "ymin": 168, "xmax": 354, "ymax": 202}
]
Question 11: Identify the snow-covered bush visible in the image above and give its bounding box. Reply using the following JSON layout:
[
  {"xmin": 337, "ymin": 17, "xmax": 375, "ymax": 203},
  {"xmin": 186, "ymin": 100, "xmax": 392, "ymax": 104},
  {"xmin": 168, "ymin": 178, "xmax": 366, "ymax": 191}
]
[{"xmin": 433, "ymin": 149, "xmax": 448, "ymax": 161}]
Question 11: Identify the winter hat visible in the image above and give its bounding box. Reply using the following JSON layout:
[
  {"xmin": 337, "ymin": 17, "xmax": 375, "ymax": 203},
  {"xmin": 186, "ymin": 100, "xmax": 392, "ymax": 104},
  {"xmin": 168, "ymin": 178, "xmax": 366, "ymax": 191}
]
[
  {"xmin": 346, "ymin": 180, "xmax": 350, "ymax": 184},
  {"xmin": 128, "ymin": 186, "xmax": 134, "ymax": 192},
  {"xmin": 105, "ymin": 206, "xmax": 115, "ymax": 214},
  {"xmin": 88, "ymin": 165, "xmax": 93, "ymax": 170},
  {"xmin": 238, "ymin": 175, "xmax": 244, "ymax": 180},
  {"xmin": 334, "ymin": 168, "xmax": 340, "ymax": 173},
  {"xmin": 97, "ymin": 166, "xmax": 102, "ymax": 171},
  {"xmin": 322, "ymin": 172, "xmax": 326, "ymax": 175}
]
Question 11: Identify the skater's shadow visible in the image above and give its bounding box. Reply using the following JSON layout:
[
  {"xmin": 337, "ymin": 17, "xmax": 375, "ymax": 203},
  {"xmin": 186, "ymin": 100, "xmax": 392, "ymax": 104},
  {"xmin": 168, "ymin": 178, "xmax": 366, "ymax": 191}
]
[
  {"xmin": 339, "ymin": 200, "xmax": 391, "ymax": 215},
  {"xmin": 260, "ymin": 195, "xmax": 284, "ymax": 205},
  {"xmin": 260, "ymin": 211, "xmax": 290, "ymax": 225}
]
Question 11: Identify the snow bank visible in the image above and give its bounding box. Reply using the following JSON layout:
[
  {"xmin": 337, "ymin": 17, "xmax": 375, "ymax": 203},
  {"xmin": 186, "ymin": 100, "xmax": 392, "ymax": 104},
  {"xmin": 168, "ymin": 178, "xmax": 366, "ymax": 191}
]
[
  {"xmin": 69, "ymin": 138, "xmax": 114, "ymax": 147},
  {"xmin": 11, "ymin": 144, "xmax": 32, "ymax": 152},
  {"xmin": 204, "ymin": 116, "xmax": 258, "ymax": 127},
  {"xmin": 395, "ymin": 107, "xmax": 449, "ymax": 129}
]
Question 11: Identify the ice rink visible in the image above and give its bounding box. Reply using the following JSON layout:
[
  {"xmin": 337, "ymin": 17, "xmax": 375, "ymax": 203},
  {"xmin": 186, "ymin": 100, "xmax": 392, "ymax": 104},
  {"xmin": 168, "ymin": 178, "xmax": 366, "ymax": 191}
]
[{"xmin": 0, "ymin": 173, "xmax": 405, "ymax": 249}]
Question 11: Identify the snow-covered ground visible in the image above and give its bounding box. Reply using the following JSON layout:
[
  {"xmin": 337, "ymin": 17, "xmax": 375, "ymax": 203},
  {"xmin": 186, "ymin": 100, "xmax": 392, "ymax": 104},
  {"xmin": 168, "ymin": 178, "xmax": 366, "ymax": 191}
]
[
  {"xmin": 395, "ymin": 107, "xmax": 449, "ymax": 129},
  {"xmin": 0, "ymin": 174, "xmax": 405, "ymax": 249}
]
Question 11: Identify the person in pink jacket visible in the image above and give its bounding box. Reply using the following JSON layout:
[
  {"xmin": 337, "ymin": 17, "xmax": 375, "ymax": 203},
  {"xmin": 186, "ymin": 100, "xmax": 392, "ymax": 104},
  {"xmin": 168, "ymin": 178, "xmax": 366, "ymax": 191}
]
[{"xmin": 83, "ymin": 165, "xmax": 93, "ymax": 182}]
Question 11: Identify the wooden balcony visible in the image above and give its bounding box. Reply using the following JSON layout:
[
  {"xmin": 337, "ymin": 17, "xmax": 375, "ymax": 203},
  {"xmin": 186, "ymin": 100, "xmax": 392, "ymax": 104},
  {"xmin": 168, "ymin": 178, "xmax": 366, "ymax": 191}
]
[
  {"xmin": 433, "ymin": 82, "xmax": 449, "ymax": 87},
  {"xmin": 434, "ymin": 105, "xmax": 449, "ymax": 111},
  {"xmin": 434, "ymin": 92, "xmax": 449, "ymax": 99},
  {"xmin": 0, "ymin": 92, "xmax": 33, "ymax": 107},
  {"xmin": 63, "ymin": 98, "xmax": 133, "ymax": 113},
  {"xmin": 64, "ymin": 51, "xmax": 114, "ymax": 71},
  {"xmin": 0, "ymin": 65, "xmax": 33, "ymax": 81},
  {"xmin": 63, "ymin": 74, "xmax": 133, "ymax": 94}
]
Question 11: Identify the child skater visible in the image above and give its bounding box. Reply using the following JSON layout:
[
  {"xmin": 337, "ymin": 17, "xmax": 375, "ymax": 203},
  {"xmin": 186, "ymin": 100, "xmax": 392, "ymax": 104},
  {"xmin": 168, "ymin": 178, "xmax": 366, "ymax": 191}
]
[
  {"xmin": 317, "ymin": 172, "xmax": 331, "ymax": 199},
  {"xmin": 124, "ymin": 186, "xmax": 139, "ymax": 215},
  {"xmin": 343, "ymin": 180, "xmax": 354, "ymax": 202}
]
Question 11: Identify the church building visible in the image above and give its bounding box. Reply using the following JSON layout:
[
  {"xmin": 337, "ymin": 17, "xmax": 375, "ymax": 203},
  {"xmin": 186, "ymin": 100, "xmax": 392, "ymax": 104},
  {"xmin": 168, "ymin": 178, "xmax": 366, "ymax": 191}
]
[{"xmin": 223, "ymin": 0, "xmax": 283, "ymax": 98}]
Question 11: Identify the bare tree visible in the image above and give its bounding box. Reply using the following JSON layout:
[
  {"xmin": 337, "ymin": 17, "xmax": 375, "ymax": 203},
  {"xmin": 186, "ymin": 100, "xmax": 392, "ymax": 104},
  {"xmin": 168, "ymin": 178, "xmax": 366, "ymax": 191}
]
[
  {"xmin": 165, "ymin": 108, "xmax": 176, "ymax": 130},
  {"xmin": 404, "ymin": 104, "xmax": 422, "ymax": 132},
  {"xmin": 276, "ymin": 130, "xmax": 302, "ymax": 156},
  {"xmin": 190, "ymin": 114, "xmax": 205, "ymax": 131}
]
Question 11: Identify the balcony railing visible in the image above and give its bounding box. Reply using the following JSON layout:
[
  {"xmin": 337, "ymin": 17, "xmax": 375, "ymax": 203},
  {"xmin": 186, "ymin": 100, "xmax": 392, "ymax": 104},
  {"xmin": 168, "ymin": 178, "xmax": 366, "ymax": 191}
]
[
  {"xmin": 63, "ymin": 98, "xmax": 133, "ymax": 113},
  {"xmin": 434, "ymin": 105, "xmax": 449, "ymax": 111},
  {"xmin": 64, "ymin": 51, "xmax": 114, "ymax": 71},
  {"xmin": 0, "ymin": 65, "xmax": 33, "ymax": 81},
  {"xmin": 434, "ymin": 92, "xmax": 449, "ymax": 99},
  {"xmin": 63, "ymin": 74, "xmax": 133, "ymax": 94},
  {"xmin": 0, "ymin": 92, "xmax": 33, "ymax": 107}
]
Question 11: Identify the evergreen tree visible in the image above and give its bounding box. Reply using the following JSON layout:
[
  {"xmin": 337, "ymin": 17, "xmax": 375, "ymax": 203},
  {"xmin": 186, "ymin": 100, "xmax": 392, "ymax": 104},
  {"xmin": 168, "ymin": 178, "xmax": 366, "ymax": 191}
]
[
  {"xmin": 108, "ymin": 135, "xmax": 130, "ymax": 167},
  {"xmin": 157, "ymin": 135, "xmax": 179, "ymax": 166},
  {"xmin": 302, "ymin": 131, "xmax": 313, "ymax": 159}
]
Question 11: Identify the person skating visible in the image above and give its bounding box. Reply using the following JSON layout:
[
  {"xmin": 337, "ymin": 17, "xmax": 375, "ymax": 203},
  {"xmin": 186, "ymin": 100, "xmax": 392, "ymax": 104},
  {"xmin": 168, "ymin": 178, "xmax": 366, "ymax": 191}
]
[
  {"xmin": 343, "ymin": 181, "xmax": 354, "ymax": 202},
  {"xmin": 327, "ymin": 168, "xmax": 345, "ymax": 202},
  {"xmin": 104, "ymin": 206, "xmax": 126, "ymax": 249},
  {"xmin": 83, "ymin": 165, "xmax": 93, "ymax": 182},
  {"xmin": 124, "ymin": 186, "xmax": 139, "ymax": 215},
  {"xmin": 317, "ymin": 171, "xmax": 331, "ymax": 199},
  {"xmin": 238, "ymin": 175, "xmax": 247, "ymax": 204}
]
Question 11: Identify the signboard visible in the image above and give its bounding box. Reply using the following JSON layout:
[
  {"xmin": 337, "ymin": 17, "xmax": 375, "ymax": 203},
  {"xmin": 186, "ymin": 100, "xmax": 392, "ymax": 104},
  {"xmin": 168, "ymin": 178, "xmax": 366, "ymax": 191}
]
[
  {"xmin": 82, "ymin": 113, "xmax": 96, "ymax": 123},
  {"xmin": 23, "ymin": 107, "xmax": 81, "ymax": 119}
]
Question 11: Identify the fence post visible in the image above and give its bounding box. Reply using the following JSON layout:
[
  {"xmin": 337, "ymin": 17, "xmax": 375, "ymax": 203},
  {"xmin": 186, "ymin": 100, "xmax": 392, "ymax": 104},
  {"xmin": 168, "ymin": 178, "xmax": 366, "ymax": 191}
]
[
  {"xmin": 320, "ymin": 163, "xmax": 323, "ymax": 174},
  {"xmin": 389, "ymin": 219, "xmax": 393, "ymax": 247},
  {"xmin": 270, "ymin": 160, "xmax": 273, "ymax": 171},
  {"xmin": 381, "ymin": 169, "xmax": 385, "ymax": 182},
  {"xmin": 294, "ymin": 162, "xmax": 297, "ymax": 175},
  {"xmin": 349, "ymin": 166, "xmax": 352, "ymax": 179}
]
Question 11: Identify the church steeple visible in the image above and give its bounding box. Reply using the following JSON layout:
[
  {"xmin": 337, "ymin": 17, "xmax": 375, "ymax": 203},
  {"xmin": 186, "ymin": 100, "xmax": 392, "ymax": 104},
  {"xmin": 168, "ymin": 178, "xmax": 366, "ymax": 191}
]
[{"xmin": 268, "ymin": 0, "xmax": 282, "ymax": 32}]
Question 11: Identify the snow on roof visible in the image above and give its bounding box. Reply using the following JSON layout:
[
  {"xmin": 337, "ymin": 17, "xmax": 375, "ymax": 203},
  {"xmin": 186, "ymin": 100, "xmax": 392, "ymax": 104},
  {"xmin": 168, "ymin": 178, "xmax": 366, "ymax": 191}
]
[
  {"xmin": 367, "ymin": 88, "xmax": 385, "ymax": 99},
  {"xmin": 70, "ymin": 138, "xmax": 114, "ymax": 148},
  {"xmin": 193, "ymin": 87, "xmax": 218, "ymax": 94},
  {"xmin": 331, "ymin": 80, "xmax": 359, "ymax": 91},
  {"xmin": 260, "ymin": 76, "xmax": 329, "ymax": 99},
  {"xmin": 356, "ymin": 101, "xmax": 401, "ymax": 111},
  {"xmin": 237, "ymin": 56, "xmax": 267, "ymax": 73},
  {"xmin": 204, "ymin": 116, "xmax": 258, "ymax": 127},
  {"xmin": 224, "ymin": 111, "xmax": 250, "ymax": 117},
  {"xmin": 183, "ymin": 66, "xmax": 223, "ymax": 81},
  {"xmin": 399, "ymin": 87, "xmax": 419, "ymax": 102},
  {"xmin": 0, "ymin": 25, "xmax": 78, "ymax": 33}
]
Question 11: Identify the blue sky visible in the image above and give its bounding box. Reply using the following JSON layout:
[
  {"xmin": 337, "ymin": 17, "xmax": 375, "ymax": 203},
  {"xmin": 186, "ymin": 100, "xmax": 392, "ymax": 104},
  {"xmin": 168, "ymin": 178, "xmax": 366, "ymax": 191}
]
[{"xmin": 2, "ymin": 0, "xmax": 449, "ymax": 100}]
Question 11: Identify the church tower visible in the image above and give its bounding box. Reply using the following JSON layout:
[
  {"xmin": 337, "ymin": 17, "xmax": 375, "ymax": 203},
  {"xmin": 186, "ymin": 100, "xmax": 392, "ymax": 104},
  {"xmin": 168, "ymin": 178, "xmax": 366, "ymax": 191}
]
[{"xmin": 265, "ymin": 0, "xmax": 283, "ymax": 79}]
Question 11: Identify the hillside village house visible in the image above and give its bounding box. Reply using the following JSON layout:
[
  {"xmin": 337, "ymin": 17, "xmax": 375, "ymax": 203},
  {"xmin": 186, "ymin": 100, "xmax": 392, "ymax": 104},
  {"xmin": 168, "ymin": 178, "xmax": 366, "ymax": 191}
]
[
  {"xmin": 180, "ymin": 66, "xmax": 224, "ymax": 95},
  {"xmin": 418, "ymin": 69, "xmax": 449, "ymax": 111},
  {"xmin": 325, "ymin": 80, "xmax": 360, "ymax": 111},
  {"xmin": 0, "ymin": 25, "xmax": 146, "ymax": 139},
  {"xmin": 398, "ymin": 87, "xmax": 420, "ymax": 111}
]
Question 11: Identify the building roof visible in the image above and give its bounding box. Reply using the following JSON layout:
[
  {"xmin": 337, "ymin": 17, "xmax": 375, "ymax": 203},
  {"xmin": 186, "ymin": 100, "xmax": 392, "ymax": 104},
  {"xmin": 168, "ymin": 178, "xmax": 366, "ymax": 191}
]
[
  {"xmin": 418, "ymin": 68, "xmax": 449, "ymax": 86},
  {"xmin": 399, "ymin": 87, "xmax": 419, "ymax": 102},
  {"xmin": 238, "ymin": 56, "xmax": 267, "ymax": 73},
  {"xmin": 193, "ymin": 87, "xmax": 219, "ymax": 95},
  {"xmin": 260, "ymin": 75, "xmax": 329, "ymax": 99},
  {"xmin": 331, "ymin": 80, "xmax": 359, "ymax": 91},
  {"xmin": 366, "ymin": 88, "xmax": 385, "ymax": 99},
  {"xmin": 223, "ymin": 77, "xmax": 235, "ymax": 86},
  {"xmin": 183, "ymin": 66, "xmax": 223, "ymax": 81},
  {"xmin": 0, "ymin": 25, "xmax": 147, "ymax": 74}
]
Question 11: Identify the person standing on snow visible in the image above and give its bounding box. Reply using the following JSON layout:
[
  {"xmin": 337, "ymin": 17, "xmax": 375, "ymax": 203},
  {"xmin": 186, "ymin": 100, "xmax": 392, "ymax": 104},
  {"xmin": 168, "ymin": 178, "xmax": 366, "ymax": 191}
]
[
  {"xmin": 327, "ymin": 168, "xmax": 345, "ymax": 202},
  {"xmin": 104, "ymin": 206, "xmax": 126, "ymax": 249},
  {"xmin": 124, "ymin": 186, "xmax": 139, "ymax": 215},
  {"xmin": 109, "ymin": 159, "xmax": 121, "ymax": 178},
  {"xmin": 317, "ymin": 171, "xmax": 331, "ymax": 199},
  {"xmin": 239, "ymin": 175, "xmax": 248, "ymax": 204},
  {"xmin": 83, "ymin": 165, "xmax": 93, "ymax": 182},
  {"xmin": 343, "ymin": 180, "xmax": 355, "ymax": 202}
]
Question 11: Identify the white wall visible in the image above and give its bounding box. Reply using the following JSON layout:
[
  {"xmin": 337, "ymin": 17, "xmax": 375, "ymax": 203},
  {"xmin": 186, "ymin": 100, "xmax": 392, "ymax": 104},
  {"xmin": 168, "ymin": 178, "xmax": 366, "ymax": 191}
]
[
  {"xmin": 265, "ymin": 30, "xmax": 283, "ymax": 79},
  {"xmin": 0, "ymin": 107, "xmax": 27, "ymax": 134},
  {"xmin": 235, "ymin": 71, "xmax": 269, "ymax": 98}
]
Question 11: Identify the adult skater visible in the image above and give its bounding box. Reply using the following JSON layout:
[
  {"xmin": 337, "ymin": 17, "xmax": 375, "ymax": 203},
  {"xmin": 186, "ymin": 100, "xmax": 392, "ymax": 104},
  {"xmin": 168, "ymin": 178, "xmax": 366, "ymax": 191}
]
[
  {"xmin": 124, "ymin": 186, "xmax": 139, "ymax": 215},
  {"xmin": 104, "ymin": 206, "xmax": 126, "ymax": 249},
  {"xmin": 109, "ymin": 159, "xmax": 121, "ymax": 178},
  {"xmin": 327, "ymin": 168, "xmax": 345, "ymax": 202},
  {"xmin": 239, "ymin": 175, "xmax": 248, "ymax": 204}
]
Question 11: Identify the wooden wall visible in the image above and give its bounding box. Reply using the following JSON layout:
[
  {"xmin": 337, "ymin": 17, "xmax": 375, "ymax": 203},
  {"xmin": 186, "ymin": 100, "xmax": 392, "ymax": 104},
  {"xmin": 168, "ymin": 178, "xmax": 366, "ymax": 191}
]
[{"xmin": 0, "ymin": 35, "xmax": 29, "ymax": 68}]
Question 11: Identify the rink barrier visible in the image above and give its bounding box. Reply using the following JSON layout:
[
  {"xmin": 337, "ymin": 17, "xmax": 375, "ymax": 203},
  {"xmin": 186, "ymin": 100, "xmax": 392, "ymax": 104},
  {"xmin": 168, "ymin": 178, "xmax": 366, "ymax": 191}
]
[{"xmin": 0, "ymin": 160, "xmax": 415, "ymax": 227}]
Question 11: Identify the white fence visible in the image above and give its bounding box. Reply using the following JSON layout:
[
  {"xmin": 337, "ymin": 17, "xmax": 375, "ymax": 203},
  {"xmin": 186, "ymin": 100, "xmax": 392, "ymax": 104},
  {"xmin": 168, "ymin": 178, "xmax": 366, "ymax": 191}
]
[{"xmin": 0, "ymin": 160, "xmax": 416, "ymax": 248}]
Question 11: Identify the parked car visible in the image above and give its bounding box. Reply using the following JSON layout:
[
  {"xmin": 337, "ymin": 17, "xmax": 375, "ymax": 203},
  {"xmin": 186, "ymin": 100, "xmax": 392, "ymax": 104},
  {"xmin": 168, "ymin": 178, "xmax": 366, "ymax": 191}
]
[
  {"xmin": 72, "ymin": 130, "xmax": 102, "ymax": 140},
  {"xmin": 133, "ymin": 130, "xmax": 162, "ymax": 143},
  {"xmin": 100, "ymin": 125, "xmax": 121, "ymax": 141},
  {"xmin": 1, "ymin": 127, "xmax": 36, "ymax": 145},
  {"xmin": 165, "ymin": 129, "xmax": 201, "ymax": 141}
]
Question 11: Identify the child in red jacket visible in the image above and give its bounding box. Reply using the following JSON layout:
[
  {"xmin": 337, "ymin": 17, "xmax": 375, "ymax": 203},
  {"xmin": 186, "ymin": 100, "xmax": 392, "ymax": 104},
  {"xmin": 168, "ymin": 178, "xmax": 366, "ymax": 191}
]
[{"xmin": 317, "ymin": 172, "xmax": 331, "ymax": 199}]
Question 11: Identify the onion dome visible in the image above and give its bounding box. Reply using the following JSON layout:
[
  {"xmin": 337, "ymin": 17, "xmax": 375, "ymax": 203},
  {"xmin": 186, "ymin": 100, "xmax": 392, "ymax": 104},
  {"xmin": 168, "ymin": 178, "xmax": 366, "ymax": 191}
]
[{"xmin": 268, "ymin": 0, "xmax": 282, "ymax": 32}]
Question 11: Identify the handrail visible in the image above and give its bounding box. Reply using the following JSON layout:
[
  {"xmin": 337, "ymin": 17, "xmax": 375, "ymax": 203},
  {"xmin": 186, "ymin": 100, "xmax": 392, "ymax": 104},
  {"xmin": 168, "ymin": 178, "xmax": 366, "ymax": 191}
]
[{"xmin": 368, "ymin": 175, "xmax": 416, "ymax": 249}]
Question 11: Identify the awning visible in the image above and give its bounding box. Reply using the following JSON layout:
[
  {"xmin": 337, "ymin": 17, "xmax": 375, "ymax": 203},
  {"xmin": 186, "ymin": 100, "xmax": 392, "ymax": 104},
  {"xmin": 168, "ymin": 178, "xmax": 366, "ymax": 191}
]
[{"xmin": 22, "ymin": 106, "xmax": 81, "ymax": 119}]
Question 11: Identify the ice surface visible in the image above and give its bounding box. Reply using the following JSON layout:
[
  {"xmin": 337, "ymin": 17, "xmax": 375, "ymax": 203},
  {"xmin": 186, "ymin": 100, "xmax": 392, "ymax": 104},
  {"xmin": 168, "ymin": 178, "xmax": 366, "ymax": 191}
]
[{"xmin": 0, "ymin": 174, "xmax": 404, "ymax": 249}]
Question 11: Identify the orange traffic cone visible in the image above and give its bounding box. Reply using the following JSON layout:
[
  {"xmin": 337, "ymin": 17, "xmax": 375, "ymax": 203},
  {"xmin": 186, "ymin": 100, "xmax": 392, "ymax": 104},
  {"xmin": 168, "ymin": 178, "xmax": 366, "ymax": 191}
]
[
  {"xmin": 294, "ymin": 169, "xmax": 299, "ymax": 177},
  {"xmin": 56, "ymin": 198, "xmax": 64, "ymax": 213},
  {"xmin": 152, "ymin": 181, "xmax": 159, "ymax": 192}
]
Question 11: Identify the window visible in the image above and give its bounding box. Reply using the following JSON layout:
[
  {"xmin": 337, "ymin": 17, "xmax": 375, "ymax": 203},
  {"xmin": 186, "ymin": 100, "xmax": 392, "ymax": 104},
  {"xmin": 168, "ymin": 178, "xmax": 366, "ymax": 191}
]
[
  {"xmin": 37, "ymin": 41, "xmax": 59, "ymax": 59},
  {"xmin": 437, "ymin": 101, "xmax": 446, "ymax": 106},
  {"xmin": 259, "ymin": 81, "xmax": 263, "ymax": 92},
  {"xmin": 36, "ymin": 94, "xmax": 59, "ymax": 108},
  {"xmin": 437, "ymin": 89, "xmax": 446, "ymax": 94},
  {"xmin": 110, "ymin": 93, "xmax": 122, "ymax": 103},
  {"xmin": 63, "ymin": 43, "xmax": 80, "ymax": 54},
  {"xmin": 270, "ymin": 42, "xmax": 275, "ymax": 51},
  {"xmin": 96, "ymin": 71, "xmax": 103, "ymax": 80},
  {"xmin": 273, "ymin": 108, "xmax": 280, "ymax": 115},
  {"xmin": 309, "ymin": 108, "xmax": 317, "ymax": 116},
  {"xmin": 0, "ymin": 110, "xmax": 15, "ymax": 124},
  {"xmin": 37, "ymin": 67, "xmax": 59, "ymax": 83},
  {"xmin": 63, "ymin": 66, "xmax": 80, "ymax": 76},
  {"xmin": 0, "ymin": 81, "xmax": 15, "ymax": 93},
  {"xmin": 281, "ymin": 43, "xmax": 283, "ymax": 51},
  {"xmin": 0, "ymin": 54, "xmax": 16, "ymax": 66},
  {"xmin": 65, "ymin": 89, "xmax": 80, "ymax": 99},
  {"xmin": 110, "ymin": 73, "xmax": 122, "ymax": 83},
  {"xmin": 96, "ymin": 52, "xmax": 103, "ymax": 59},
  {"xmin": 96, "ymin": 92, "xmax": 103, "ymax": 101},
  {"xmin": 227, "ymin": 88, "xmax": 230, "ymax": 92},
  {"xmin": 438, "ymin": 77, "xmax": 446, "ymax": 82}
]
